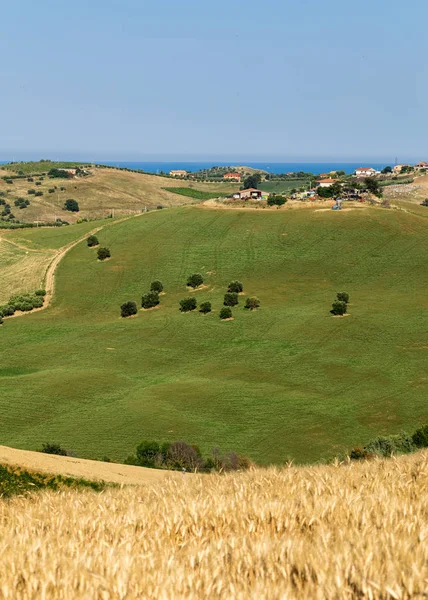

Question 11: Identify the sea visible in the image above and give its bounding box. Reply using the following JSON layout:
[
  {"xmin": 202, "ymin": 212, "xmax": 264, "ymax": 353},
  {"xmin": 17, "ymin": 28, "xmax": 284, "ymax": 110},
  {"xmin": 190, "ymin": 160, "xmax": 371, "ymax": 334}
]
[
  {"xmin": 102, "ymin": 161, "xmax": 389, "ymax": 175},
  {"xmin": 0, "ymin": 160, "xmax": 390, "ymax": 175}
]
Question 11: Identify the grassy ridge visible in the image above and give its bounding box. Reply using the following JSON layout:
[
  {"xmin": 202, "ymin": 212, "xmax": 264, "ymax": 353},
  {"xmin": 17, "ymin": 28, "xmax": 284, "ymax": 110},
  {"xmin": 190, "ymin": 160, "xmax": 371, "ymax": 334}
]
[
  {"xmin": 1, "ymin": 161, "xmax": 89, "ymax": 175},
  {"xmin": 1, "ymin": 206, "xmax": 428, "ymax": 464}
]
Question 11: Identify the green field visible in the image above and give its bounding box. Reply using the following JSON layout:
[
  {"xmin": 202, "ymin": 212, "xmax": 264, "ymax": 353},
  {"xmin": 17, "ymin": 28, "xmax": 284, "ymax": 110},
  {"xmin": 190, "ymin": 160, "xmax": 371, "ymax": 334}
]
[
  {"xmin": 1, "ymin": 205, "xmax": 428, "ymax": 464},
  {"xmin": 1, "ymin": 161, "xmax": 89, "ymax": 175},
  {"xmin": 261, "ymin": 179, "xmax": 311, "ymax": 193},
  {"xmin": 163, "ymin": 187, "xmax": 231, "ymax": 200}
]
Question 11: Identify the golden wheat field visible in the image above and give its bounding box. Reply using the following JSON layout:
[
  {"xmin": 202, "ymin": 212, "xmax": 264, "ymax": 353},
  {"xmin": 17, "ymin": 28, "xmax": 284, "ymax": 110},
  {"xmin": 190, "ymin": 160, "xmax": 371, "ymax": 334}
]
[{"xmin": 1, "ymin": 452, "xmax": 428, "ymax": 599}]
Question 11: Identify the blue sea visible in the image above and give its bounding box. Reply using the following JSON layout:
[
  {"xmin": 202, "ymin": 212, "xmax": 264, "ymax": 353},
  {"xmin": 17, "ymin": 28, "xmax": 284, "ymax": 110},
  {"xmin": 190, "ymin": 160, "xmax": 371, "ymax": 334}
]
[
  {"xmin": 0, "ymin": 160, "xmax": 391, "ymax": 175},
  {"xmin": 103, "ymin": 161, "xmax": 389, "ymax": 175}
]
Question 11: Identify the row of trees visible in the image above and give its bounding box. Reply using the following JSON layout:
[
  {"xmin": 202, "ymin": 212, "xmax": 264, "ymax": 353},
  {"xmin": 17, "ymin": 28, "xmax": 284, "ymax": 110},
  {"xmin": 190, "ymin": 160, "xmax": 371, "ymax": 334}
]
[
  {"xmin": 120, "ymin": 280, "xmax": 164, "ymax": 317},
  {"xmin": 0, "ymin": 289, "xmax": 46, "ymax": 324}
]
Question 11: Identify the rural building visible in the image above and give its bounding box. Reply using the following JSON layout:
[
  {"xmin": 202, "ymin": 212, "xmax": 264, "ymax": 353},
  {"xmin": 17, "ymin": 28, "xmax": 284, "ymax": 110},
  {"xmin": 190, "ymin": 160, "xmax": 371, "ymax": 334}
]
[
  {"xmin": 316, "ymin": 178, "xmax": 337, "ymax": 188},
  {"xmin": 393, "ymin": 165, "xmax": 405, "ymax": 174},
  {"xmin": 233, "ymin": 188, "xmax": 268, "ymax": 200},
  {"xmin": 58, "ymin": 168, "xmax": 77, "ymax": 175},
  {"xmin": 223, "ymin": 172, "xmax": 241, "ymax": 182},
  {"xmin": 415, "ymin": 161, "xmax": 428, "ymax": 170},
  {"xmin": 169, "ymin": 170, "xmax": 187, "ymax": 177},
  {"xmin": 355, "ymin": 167, "xmax": 377, "ymax": 177},
  {"xmin": 318, "ymin": 173, "xmax": 330, "ymax": 179}
]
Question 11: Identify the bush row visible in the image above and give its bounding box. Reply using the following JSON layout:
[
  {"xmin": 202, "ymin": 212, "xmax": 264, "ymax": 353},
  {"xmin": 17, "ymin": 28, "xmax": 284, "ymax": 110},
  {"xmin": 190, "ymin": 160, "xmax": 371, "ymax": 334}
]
[
  {"xmin": 349, "ymin": 424, "xmax": 428, "ymax": 460},
  {"xmin": 0, "ymin": 289, "xmax": 46, "ymax": 323}
]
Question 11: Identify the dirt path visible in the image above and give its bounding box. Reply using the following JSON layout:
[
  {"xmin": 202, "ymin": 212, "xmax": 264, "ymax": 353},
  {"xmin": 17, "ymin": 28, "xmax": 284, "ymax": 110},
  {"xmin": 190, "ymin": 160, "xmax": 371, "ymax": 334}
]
[
  {"xmin": 0, "ymin": 445, "xmax": 174, "ymax": 485},
  {"xmin": 8, "ymin": 213, "xmax": 143, "ymax": 318}
]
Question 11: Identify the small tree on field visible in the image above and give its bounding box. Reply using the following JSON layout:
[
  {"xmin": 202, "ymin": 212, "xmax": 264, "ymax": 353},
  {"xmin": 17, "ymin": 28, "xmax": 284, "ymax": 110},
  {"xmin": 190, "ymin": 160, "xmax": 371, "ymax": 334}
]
[
  {"xmin": 337, "ymin": 292, "xmax": 349, "ymax": 303},
  {"xmin": 64, "ymin": 198, "xmax": 79, "ymax": 212},
  {"xmin": 331, "ymin": 300, "xmax": 347, "ymax": 315},
  {"xmin": 227, "ymin": 281, "xmax": 243, "ymax": 293},
  {"xmin": 121, "ymin": 301, "xmax": 137, "ymax": 318},
  {"xmin": 150, "ymin": 280, "xmax": 163, "ymax": 293},
  {"xmin": 187, "ymin": 273, "xmax": 204, "ymax": 288},
  {"xmin": 179, "ymin": 297, "xmax": 197, "ymax": 312},
  {"xmin": 141, "ymin": 292, "xmax": 160, "ymax": 309},
  {"xmin": 199, "ymin": 301, "xmax": 212, "ymax": 314},
  {"xmin": 420, "ymin": 199, "xmax": 428, "ymax": 207},
  {"xmin": 412, "ymin": 424, "xmax": 428, "ymax": 448},
  {"xmin": 97, "ymin": 247, "xmax": 111, "ymax": 260},
  {"xmin": 224, "ymin": 292, "xmax": 238, "ymax": 307},
  {"xmin": 245, "ymin": 297, "xmax": 260, "ymax": 310},
  {"xmin": 87, "ymin": 235, "xmax": 99, "ymax": 247},
  {"xmin": 136, "ymin": 440, "xmax": 160, "ymax": 467},
  {"xmin": 220, "ymin": 306, "xmax": 232, "ymax": 320}
]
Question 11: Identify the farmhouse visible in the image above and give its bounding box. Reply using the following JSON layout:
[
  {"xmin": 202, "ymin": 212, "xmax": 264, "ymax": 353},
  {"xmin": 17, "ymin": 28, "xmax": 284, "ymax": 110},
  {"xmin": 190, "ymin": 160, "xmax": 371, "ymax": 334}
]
[
  {"xmin": 232, "ymin": 188, "xmax": 268, "ymax": 200},
  {"xmin": 169, "ymin": 170, "xmax": 187, "ymax": 177},
  {"xmin": 415, "ymin": 161, "xmax": 428, "ymax": 170},
  {"xmin": 355, "ymin": 167, "xmax": 377, "ymax": 177},
  {"xmin": 393, "ymin": 165, "xmax": 405, "ymax": 174},
  {"xmin": 223, "ymin": 172, "xmax": 241, "ymax": 182},
  {"xmin": 58, "ymin": 168, "xmax": 77, "ymax": 175},
  {"xmin": 318, "ymin": 173, "xmax": 330, "ymax": 179},
  {"xmin": 316, "ymin": 178, "xmax": 337, "ymax": 188}
]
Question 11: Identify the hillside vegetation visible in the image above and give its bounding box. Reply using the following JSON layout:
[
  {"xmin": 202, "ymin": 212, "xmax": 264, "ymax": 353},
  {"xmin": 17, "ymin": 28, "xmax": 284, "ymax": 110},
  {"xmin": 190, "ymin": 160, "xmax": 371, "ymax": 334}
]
[
  {"xmin": 0, "ymin": 164, "xmax": 239, "ymax": 224},
  {"xmin": 0, "ymin": 451, "xmax": 427, "ymax": 598},
  {"xmin": 1, "ymin": 206, "xmax": 428, "ymax": 463}
]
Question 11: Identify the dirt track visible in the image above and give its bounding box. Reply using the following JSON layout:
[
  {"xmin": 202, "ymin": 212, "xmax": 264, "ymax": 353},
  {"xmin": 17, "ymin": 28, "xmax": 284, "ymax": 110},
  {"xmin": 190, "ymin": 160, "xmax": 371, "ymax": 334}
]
[{"xmin": 0, "ymin": 445, "xmax": 174, "ymax": 485}]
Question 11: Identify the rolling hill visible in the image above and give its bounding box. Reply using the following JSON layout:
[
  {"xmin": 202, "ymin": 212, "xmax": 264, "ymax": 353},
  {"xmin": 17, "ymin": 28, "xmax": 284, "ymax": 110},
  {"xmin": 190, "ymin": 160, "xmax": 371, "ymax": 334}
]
[
  {"xmin": 0, "ymin": 164, "xmax": 239, "ymax": 224},
  {"xmin": 1, "ymin": 204, "xmax": 428, "ymax": 464}
]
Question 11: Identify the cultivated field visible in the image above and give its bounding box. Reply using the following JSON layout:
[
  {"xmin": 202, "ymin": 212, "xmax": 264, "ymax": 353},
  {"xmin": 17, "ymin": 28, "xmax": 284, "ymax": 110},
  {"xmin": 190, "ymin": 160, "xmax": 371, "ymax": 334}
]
[
  {"xmin": 259, "ymin": 179, "xmax": 310, "ymax": 193},
  {"xmin": 0, "ymin": 166, "xmax": 239, "ymax": 223},
  {"xmin": 1, "ymin": 450, "xmax": 427, "ymax": 598},
  {"xmin": 1, "ymin": 205, "xmax": 428, "ymax": 464}
]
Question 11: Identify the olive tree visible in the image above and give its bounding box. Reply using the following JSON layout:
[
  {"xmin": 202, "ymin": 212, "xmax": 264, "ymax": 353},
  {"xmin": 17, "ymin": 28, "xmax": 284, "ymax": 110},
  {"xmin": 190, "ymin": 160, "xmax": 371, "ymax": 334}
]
[
  {"xmin": 187, "ymin": 273, "xmax": 204, "ymax": 288},
  {"xmin": 121, "ymin": 301, "xmax": 137, "ymax": 318}
]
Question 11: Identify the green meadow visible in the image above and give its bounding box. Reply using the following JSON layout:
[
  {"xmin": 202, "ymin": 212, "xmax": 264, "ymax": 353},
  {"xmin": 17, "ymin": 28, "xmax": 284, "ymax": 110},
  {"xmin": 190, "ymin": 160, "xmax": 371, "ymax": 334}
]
[{"xmin": 1, "ymin": 205, "xmax": 428, "ymax": 464}]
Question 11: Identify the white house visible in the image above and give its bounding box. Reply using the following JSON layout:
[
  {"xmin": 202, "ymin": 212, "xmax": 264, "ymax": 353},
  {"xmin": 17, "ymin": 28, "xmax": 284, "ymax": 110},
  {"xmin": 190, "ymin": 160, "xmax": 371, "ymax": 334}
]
[
  {"xmin": 355, "ymin": 167, "xmax": 377, "ymax": 177},
  {"xmin": 169, "ymin": 170, "xmax": 187, "ymax": 177},
  {"xmin": 415, "ymin": 161, "xmax": 428, "ymax": 170},
  {"xmin": 316, "ymin": 178, "xmax": 337, "ymax": 188}
]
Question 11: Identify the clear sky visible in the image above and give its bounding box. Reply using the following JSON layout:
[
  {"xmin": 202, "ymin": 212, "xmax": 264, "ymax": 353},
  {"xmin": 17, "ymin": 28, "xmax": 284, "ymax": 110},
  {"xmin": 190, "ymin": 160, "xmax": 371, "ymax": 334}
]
[{"xmin": 1, "ymin": 0, "xmax": 427, "ymax": 162}]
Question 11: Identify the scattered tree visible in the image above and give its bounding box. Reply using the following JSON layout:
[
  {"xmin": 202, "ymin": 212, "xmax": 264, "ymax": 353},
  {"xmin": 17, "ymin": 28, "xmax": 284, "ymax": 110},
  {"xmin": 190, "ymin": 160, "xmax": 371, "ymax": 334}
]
[
  {"xmin": 87, "ymin": 235, "xmax": 99, "ymax": 247},
  {"xmin": 245, "ymin": 297, "xmax": 260, "ymax": 310},
  {"xmin": 187, "ymin": 273, "xmax": 204, "ymax": 288},
  {"xmin": 420, "ymin": 199, "xmax": 428, "ymax": 207},
  {"xmin": 364, "ymin": 177, "xmax": 383, "ymax": 198},
  {"xmin": 412, "ymin": 424, "xmax": 428, "ymax": 448},
  {"xmin": 97, "ymin": 247, "xmax": 111, "ymax": 260},
  {"xmin": 199, "ymin": 301, "xmax": 212, "ymax": 314},
  {"xmin": 179, "ymin": 297, "xmax": 197, "ymax": 312},
  {"xmin": 224, "ymin": 292, "xmax": 239, "ymax": 307},
  {"xmin": 227, "ymin": 281, "xmax": 243, "ymax": 293},
  {"xmin": 267, "ymin": 194, "xmax": 287, "ymax": 206},
  {"xmin": 64, "ymin": 198, "xmax": 79, "ymax": 212},
  {"xmin": 141, "ymin": 291, "xmax": 160, "ymax": 309},
  {"xmin": 35, "ymin": 289, "xmax": 46, "ymax": 296},
  {"xmin": 381, "ymin": 166, "xmax": 392, "ymax": 174},
  {"xmin": 150, "ymin": 280, "xmax": 163, "ymax": 293},
  {"xmin": 220, "ymin": 306, "xmax": 233, "ymax": 320},
  {"xmin": 243, "ymin": 173, "xmax": 262, "ymax": 189},
  {"xmin": 121, "ymin": 301, "xmax": 137, "ymax": 318},
  {"xmin": 337, "ymin": 292, "xmax": 349, "ymax": 303},
  {"xmin": 331, "ymin": 300, "xmax": 347, "ymax": 315}
]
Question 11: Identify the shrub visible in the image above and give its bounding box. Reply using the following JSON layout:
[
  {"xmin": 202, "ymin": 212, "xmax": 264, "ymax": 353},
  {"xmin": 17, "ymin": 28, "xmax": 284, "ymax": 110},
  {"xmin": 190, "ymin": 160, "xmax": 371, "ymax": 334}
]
[
  {"xmin": 35, "ymin": 191, "xmax": 43, "ymax": 197},
  {"xmin": 199, "ymin": 301, "xmax": 212, "ymax": 314},
  {"xmin": 224, "ymin": 292, "xmax": 238, "ymax": 307},
  {"xmin": 0, "ymin": 305, "xmax": 15, "ymax": 317},
  {"xmin": 150, "ymin": 280, "xmax": 163, "ymax": 293},
  {"xmin": 136, "ymin": 440, "xmax": 160, "ymax": 467},
  {"xmin": 0, "ymin": 316, "xmax": 3, "ymax": 325},
  {"xmin": 227, "ymin": 280, "xmax": 243, "ymax": 293},
  {"xmin": 179, "ymin": 297, "xmax": 197, "ymax": 312},
  {"xmin": 41, "ymin": 442, "xmax": 68, "ymax": 456},
  {"xmin": 337, "ymin": 292, "xmax": 349, "ymax": 303},
  {"xmin": 349, "ymin": 447, "xmax": 373, "ymax": 460},
  {"xmin": 87, "ymin": 235, "xmax": 99, "ymax": 247},
  {"xmin": 27, "ymin": 189, "xmax": 36, "ymax": 195},
  {"xmin": 331, "ymin": 300, "xmax": 347, "ymax": 315},
  {"xmin": 365, "ymin": 433, "xmax": 415, "ymax": 457},
  {"xmin": 48, "ymin": 188, "xmax": 55, "ymax": 193},
  {"xmin": 245, "ymin": 297, "xmax": 260, "ymax": 310},
  {"xmin": 267, "ymin": 194, "xmax": 287, "ymax": 206},
  {"xmin": 121, "ymin": 301, "xmax": 137, "ymax": 318},
  {"xmin": 35, "ymin": 289, "xmax": 46, "ymax": 296},
  {"xmin": 166, "ymin": 441, "xmax": 203, "ymax": 471},
  {"xmin": 187, "ymin": 273, "xmax": 204, "ymax": 288},
  {"xmin": 97, "ymin": 247, "xmax": 111, "ymax": 261},
  {"xmin": 412, "ymin": 424, "xmax": 428, "ymax": 448},
  {"xmin": 35, "ymin": 181, "xmax": 42, "ymax": 186},
  {"xmin": 31, "ymin": 296, "xmax": 44, "ymax": 309},
  {"xmin": 141, "ymin": 292, "xmax": 160, "ymax": 309},
  {"xmin": 64, "ymin": 198, "xmax": 79, "ymax": 212},
  {"xmin": 220, "ymin": 306, "xmax": 232, "ymax": 320},
  {"xmin": 420, "ymin": 199, "xmax": 428, "ymax": 207},
  {"xmin": 27, "ymin": 177, "xmax": 34, "ymax": 182}
]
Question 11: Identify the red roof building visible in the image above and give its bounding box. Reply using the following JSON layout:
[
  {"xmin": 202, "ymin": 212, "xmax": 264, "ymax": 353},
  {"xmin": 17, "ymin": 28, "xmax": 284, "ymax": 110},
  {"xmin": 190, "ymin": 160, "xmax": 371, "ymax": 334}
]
[{"xmin": 224, "ymin": 172, "xmax": 241, "ymax": 181}]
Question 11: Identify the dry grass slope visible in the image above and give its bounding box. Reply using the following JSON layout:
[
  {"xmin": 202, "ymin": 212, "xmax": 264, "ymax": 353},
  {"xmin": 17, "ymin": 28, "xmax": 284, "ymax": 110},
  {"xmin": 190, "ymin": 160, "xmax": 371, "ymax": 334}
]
[{"xmin": 1, "ymin": 451, "xmax": 427, "ymax": 599}]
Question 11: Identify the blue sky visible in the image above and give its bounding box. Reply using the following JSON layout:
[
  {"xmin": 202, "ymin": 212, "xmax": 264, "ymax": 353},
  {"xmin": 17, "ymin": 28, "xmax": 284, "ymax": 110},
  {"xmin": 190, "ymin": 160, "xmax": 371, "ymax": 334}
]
[{"xmin": 1, "ymin": 0, "xmax": 427, "ymax": 162}]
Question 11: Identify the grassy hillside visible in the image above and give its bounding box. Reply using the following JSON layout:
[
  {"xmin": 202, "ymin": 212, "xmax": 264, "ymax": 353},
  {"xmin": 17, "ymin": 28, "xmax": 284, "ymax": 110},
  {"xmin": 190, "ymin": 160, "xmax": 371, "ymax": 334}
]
[
  {"xmin": 1, "ymin": 451, "xmax": 427, "ymax": 598},
  {"xmin": 0, "ymin": 165, "xmax": 239, "ymax": 224},
  {"xmin": 1, "ymin": 160, "xmax": 90, "ymax": 175},
  {"xmin": 260, "ymin": 179, "xmax": 310, "ymax": 192},
  {"xmin": 1, "ymin": 205, "xmax": 428, "ymax": 463}
]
